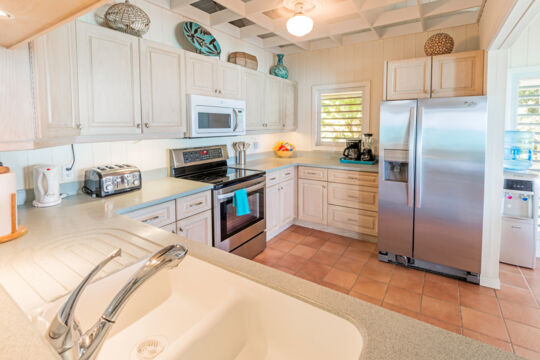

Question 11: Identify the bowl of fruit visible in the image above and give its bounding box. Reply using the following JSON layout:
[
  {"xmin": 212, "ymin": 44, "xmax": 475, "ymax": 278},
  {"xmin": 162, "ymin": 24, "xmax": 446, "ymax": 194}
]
[{"xmin": 274, "ymin": 141, "xmax": 295, "ymax": 158}]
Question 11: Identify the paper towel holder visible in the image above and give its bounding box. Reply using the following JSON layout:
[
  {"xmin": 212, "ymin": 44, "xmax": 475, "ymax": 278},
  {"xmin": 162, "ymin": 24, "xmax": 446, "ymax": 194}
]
[{"xmin": 0, "ymin": 165, "xmax": 27, "ymax": 244}]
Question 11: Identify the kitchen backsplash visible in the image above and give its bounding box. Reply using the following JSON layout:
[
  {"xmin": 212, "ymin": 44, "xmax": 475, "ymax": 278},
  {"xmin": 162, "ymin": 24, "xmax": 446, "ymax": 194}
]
[{"xmin": 0, "ymin": 133, "xmax": 296, "ymax": 192}]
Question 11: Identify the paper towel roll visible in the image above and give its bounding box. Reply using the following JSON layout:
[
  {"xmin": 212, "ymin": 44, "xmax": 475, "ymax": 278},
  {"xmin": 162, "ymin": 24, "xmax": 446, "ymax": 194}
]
[{"xmin": 0, "ymin": 172, "xmax": 17, "ymax": 237}]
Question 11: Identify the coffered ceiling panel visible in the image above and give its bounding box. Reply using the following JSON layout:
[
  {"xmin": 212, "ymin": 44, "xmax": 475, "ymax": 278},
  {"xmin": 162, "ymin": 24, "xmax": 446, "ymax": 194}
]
[{"xmin": 170, "ymin": 0, "xmax": 486, "ymax": 52}]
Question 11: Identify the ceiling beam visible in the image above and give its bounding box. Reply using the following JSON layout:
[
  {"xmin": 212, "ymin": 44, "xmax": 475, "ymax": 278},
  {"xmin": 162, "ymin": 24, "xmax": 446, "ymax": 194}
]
[
  {"xmin": 348, "ymin": 0, "xmax": 381, "ymax": 39},
  {"xmin": 245, "ymin": 0, "xmax": 283, "ymax": 15},
  {"xmin": 209, "ymin": 9, "xmax": 243, "ymax": 26},
  {"xmin": 372, "ymin": 6, "xmax": 419, "ymax": 27},
  {"xmin": 170, "ymin": 0, "xmax": 195, "ymax": 8},
  {"xmin": 423, "ymin": 0, "xmax": 483, "ymax": 18},
  {"xmin": 424, "ymin": 10, "xmax": 478, "ymax": 31},
  {"xmin": 416, "ymin": 0, "xmax": 425, "ymax": 31},
  {"xmin": 239, "ymin": 24, "xmax": 268, "ymax": 39},
  {"xmin": 211, "ymin": 0, "xmax": 246, "ymax": 16}
]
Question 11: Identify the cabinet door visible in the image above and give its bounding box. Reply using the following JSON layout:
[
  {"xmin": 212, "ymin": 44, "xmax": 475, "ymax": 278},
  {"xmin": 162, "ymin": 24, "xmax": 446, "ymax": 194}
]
[
  {"xmin": 264, "ymin": 76, "xmax": 282, "ymax": 129},
  {"xmin": 33, "ymin": 22, "xmax": 80, "ymax": 138},
  {"xmin": 185, "ymin": 52, "xmax": 217, "ymax": 96},
  {"xmin": 244, "ymin": 70, "xmax": 266, "ymax": 131},
  {"xmin": 282, "ymin": 81, "xmax": 296, "ymax": 130},
  {"xmin": 177, "ymin": 210, "xmax": 213, "ymax": 246},
  {"xmin": 266, "ymin": 184, "xmax": 281, "ymax": 235},
  {"xmin": 140, "ymin": 40, "xmax": 185, "ymax": 135},
  {"xmin": 298, "ymin": 179, "xmax": 327, "ymax": 225},
  {"xmin": 279, "ymin": 179, "xmax": 295, "ymax": 225},
  {"xmin": 431, "ymin": 50, "xmax": 484, "ymax": 98},
  {"xmin": 218, "ymin": 62, "xmax": 242, "ymax": 99},
  {"xmin": 386, "ymin": 57, "xmax": 431, "ymax": 100},
  {"xmin": 76, "ymin": 21, "xmax": 141, "ymax": 135}
]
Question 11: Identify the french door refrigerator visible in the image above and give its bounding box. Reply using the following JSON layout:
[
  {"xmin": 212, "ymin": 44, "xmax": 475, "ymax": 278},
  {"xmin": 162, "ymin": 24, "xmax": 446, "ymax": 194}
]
[{"xmin": 378, "ymin": 97, "xmax": 487, "ymax": 283}]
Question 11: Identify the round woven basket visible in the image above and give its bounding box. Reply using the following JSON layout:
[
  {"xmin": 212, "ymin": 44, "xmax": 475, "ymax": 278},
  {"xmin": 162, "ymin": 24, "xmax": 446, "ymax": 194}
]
[
  {"xmin": 424, "ymin": 33, "xmax": 454, "ymax": 56},
  {"xmin": 105, "ymin": 0, "xmax": 150, "ymax": 37}
]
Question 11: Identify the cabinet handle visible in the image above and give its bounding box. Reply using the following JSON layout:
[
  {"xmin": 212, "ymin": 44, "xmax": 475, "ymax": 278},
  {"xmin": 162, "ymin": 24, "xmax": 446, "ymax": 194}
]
[
  {"xmin": 189, "ymin": 201, "xmax": 203, "ymax": 207},
  {"xmin": 270, "ymin": 177, "xmax": 277, "ymax": 181},
  {"xmin": 172, "ymin": 229, "xmax": 177, "ymax": 234},
  {"xmin": 142, "ymin": 215, "xmax": 160, "ymax": 223},
  {"xmin": 137, "ymin": 123, "xmax": 141, "ymax": 129},
  {"xmin": 178, "ymin": 227, "xmax": 183, "ymax": 232},
  {"xmin": 77, "ymin": 124, "xmax": 83, "ymax": 130},
  {"xmin": 347, "ymin": 218, "xmax": 356, "ymax": 222},
  {"xmin": 144, "ymin": 122, "xmax": 150, "ymax": 128},
  {"xmin": 219, "ymin": 90, "xmax": 222, "ymax": 94},
  {"xmin": 322, "ymin": 185, "xmax": 326, "ymax": 189},
  {"xmin": 285, "ymin": 172, "xmax": 291, "ymax": 176},
  {"xmin": 347, "ymin": 176, "xmax": 357, "ymax": 180}
]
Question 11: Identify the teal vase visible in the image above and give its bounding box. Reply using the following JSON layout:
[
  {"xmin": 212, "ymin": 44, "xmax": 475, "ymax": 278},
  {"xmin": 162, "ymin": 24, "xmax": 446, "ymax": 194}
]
[{"xmin": 270, "ymin": 54, "xmax": 289, "ymax": 79}]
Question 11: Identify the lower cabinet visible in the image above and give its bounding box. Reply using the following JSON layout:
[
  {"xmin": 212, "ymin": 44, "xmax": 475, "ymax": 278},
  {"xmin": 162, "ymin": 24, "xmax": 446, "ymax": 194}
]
[
  {"xmin": 327, "ymin": 205, "xmax": 377, "ymax": 236},
  {"xmin": 266, "ymin": 169, "xmax": 296, "ymax": 238},
  {"xmin": 177, "ymin": 210, "xmax": 212, "ymax": 246},
  {"xmin": 298, "ymin": 178, "xmax": 327, "ymax": 225}
]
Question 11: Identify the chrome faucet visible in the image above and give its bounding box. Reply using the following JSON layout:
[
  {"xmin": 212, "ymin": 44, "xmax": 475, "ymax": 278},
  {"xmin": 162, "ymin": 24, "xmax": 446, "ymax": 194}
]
[{"xmin": 47, "ymin": 244, "xmax": 188, "ymax": 360}]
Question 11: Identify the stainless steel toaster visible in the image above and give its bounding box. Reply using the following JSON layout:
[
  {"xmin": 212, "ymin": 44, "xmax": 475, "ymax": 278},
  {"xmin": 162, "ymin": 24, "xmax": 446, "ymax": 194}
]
[{"xmin": 83, "ymin": 164, "xmax": 141, "ymax": 197}]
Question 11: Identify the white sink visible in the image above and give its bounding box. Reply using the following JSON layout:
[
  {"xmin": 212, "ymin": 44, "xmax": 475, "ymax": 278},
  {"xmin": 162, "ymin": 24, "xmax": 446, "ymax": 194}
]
[{"xmin": 37, "ymin": 255, "xmax": 363, "ymax": 360}]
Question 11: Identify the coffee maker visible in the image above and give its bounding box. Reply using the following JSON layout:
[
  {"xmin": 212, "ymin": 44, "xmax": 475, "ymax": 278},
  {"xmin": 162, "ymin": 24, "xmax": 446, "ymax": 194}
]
[
  {"xmin": 360, "ymin": 133, "xmax": 376, "ymax": 162},
  {"xmin": 343, "ymin": 139, "xmax": 362, "ymax": 160}
]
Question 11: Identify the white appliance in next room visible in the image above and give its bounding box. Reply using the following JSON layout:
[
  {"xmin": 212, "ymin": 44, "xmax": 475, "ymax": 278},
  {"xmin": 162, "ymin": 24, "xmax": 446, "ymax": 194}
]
[
  {"xmin": 500, "ymin": 172, "xmax": 538, "ymax": 269},
  {"xmin": 187, "ymin": 95, "xmax": 246, "ymax": 138},
  {"xmin": 32, "ymin": 165, "xmax": 62, "ymax": 208}
]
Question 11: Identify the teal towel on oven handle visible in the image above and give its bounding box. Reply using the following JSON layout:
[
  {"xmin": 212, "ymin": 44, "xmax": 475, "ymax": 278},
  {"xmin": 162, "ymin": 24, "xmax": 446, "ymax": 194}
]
[{"xmin": 233, "ymin": 189, "xmax": 250, "ymax": 216}]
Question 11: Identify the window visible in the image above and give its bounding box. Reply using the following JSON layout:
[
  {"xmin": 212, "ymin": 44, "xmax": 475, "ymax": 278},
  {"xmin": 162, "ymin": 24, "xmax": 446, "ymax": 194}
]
[
  {"xmin": 509, "ymin": 69, "xmax": 540, "ymax": 169},
  {"xmin": 312, "ymin": 82, "xmax": 370, "ymax": 146}
]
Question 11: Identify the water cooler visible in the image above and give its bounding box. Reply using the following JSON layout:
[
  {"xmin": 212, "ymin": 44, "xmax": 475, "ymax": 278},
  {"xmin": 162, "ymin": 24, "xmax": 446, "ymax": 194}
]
[{"xmin": 500, "ymin": 172, "xmax": 538, "ymax": 269}]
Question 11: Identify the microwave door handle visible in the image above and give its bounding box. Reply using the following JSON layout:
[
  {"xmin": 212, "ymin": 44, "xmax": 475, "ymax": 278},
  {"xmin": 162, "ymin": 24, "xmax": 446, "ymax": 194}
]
[
  {"xmin": 216, "ymin": 182, "xmax": 265, "ymax": 201},
  {"xmin": 232, "ymin": 109, "xmax": 239, "ymax": 132}
]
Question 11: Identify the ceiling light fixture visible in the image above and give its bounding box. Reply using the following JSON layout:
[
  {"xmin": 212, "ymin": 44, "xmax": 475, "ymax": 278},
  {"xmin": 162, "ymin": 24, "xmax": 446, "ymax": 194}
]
[
  {"xmin": 285, "ymin": 1, "xmax": 315, "ymax": 37},
  {"xmin": 0, "ymin": 9, "xmax": 14, "ymax": 19}
]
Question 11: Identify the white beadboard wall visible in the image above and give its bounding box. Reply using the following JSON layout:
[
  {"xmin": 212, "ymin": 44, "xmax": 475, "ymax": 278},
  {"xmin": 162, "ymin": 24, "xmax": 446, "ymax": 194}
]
[
  {"xmin": 80, "ymin": 0, "xmax": 274, "ymax": 72},
  {"xmin": 508, "ymin": 11, "xmax": 540, "ymax": 68},
  {"xmin": 0, "ymin": 133, "xmax": 294, "ymax": 191},
  {"xmin": 285, "ymin": 23, "xmax": 480, "ymax": 152}
]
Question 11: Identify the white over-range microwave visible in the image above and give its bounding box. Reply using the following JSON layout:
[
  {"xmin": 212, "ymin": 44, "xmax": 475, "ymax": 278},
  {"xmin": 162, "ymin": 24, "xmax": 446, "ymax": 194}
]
[{"xmin": 187, "ymin": 94, "xmax": 246, "ymax": 138}]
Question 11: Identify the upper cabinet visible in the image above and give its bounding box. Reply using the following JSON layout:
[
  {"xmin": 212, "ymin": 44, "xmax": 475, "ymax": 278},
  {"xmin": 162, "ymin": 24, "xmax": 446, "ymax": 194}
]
[
  {"xmin": 139, "ymin": 40, "xmax": 185, "ymax": 135},
  {"xmin": 384, "ymin": 50, "xmax": 484, "ymax": 100},
  {"xmin": 33, "ymin": 22, "xmax": 81, "ymax": 139},
  {"xmin": 76, "ymin": 21, "xmax": 141, "ymax": 136},
  {"xmin": 282, "ymin": 81, "xmax": 297, "ymax": 130},
  {"xmin": 244, "ymin": 69, "xmax": 266, "ymax": 131},
  {"xmin": 385, "ymin": 57, "xmax": 431, "ymax": 100},
  {"xmin": 431, "ymin": 50, "xmax": 484, "ymax": 98},
  {"xmin": 185, "ymin": 52, "xmax": 242, "ymax": 99},
  {"xmin": 264, "ymin": 76, "xmax": 283, "ymax": 129}
]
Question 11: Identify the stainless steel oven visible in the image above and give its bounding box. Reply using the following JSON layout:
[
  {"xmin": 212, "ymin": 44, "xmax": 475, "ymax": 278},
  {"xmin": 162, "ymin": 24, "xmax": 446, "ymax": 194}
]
[{"xmin": 213, "ymin": 176, "xmax": 266, "ymax": 258}]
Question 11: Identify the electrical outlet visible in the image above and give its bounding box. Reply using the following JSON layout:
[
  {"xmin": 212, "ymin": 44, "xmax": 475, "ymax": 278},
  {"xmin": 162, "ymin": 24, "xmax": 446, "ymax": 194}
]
[
  {"xmin": 253, "ymin": 141, "xmax": 259, "ymax": 150},
  {"xmin": 63, "ymin": 166, "xmax": 74, "ymax": 181}
]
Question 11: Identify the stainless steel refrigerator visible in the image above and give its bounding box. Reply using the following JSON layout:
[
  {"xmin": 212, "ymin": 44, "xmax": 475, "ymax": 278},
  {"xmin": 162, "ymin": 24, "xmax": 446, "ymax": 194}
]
[{"xmin": 378, "ymin": 97, "xmax": 487, "ymax": 283}]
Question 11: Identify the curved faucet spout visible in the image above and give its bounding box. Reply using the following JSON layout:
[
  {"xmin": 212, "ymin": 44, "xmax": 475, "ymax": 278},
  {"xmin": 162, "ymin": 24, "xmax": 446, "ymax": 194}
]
[{"xmin": 78, "ymin": 244, "xmax": 188, "ymax": 360}]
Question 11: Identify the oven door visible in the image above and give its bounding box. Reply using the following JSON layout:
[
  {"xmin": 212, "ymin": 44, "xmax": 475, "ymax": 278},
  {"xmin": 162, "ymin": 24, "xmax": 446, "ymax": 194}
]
[
  {"xmin": 214, "ymin": 177, "xmax": 266, "ymax": 252},
  {"xmin": 192, "ymin": 105, "xmax": 239, "ymax": 137}
]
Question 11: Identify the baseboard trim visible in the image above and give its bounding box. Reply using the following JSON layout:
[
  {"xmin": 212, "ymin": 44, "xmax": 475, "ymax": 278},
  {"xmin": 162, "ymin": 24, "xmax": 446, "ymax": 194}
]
[
  {"xmin": 480, "ymin": 275, "xmax": 500, "ymax": 289},
  {"xmin": 267, "ymin": 221, "xmax": 294, "ymax": 240},
  {"xmin": 294, "ymin": 219, "xmax": 377, "ymax": 242}
]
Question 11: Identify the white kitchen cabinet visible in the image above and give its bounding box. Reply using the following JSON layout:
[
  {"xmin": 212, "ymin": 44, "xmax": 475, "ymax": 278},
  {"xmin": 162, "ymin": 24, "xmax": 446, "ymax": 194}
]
[
  {"xmin": 282, "ymin": 81, "xmax": 297, "ymax": 130},
  {"xmin": 76, "ymin": 21, "xmax": 141, "ymax": 135},
  {"xmin": 298, "ymin": 178, "xmax": 327, "ymax": 225},
  {"xmin": 177, "ymin": 210, "xmax": 213, "ymax": 246},
  {"xmin": 279, "ymin": 178, "xmax": 295, "ymax": 224},
  {"xmin": 244, "ymin": 69, "xmax": 266, "ymax": 131},
  {"xmin": 431, "ymin": 50, "xmax": 484, "ymax": 98},
  {"xmin": 33, "ymin": 22, "xmax": 81, "ymax": 139},
  {"xmin": 264, "ymin": 76, "xmax": 283, "ymax": 129},
  {"xmin": 328, "ymin": 205, "xmax": 377, "ymax": 236},
  {"xmin": 266, "ymin": 183, "xmax": 281, "ymax": 235},
  {"xmin": 140, "ymin": 39, "xmax": 185, "ymax": 135},
  {"xmin": 185, "ymin": 52, "xmax": 242, "ymax": 99},
  {"xmin": 385, "ymin": 57, "xmax": 431, "ymax": 100},
  {"xmin": 124, "ymin": 200, "xmax": 176, "ymax": 228}
]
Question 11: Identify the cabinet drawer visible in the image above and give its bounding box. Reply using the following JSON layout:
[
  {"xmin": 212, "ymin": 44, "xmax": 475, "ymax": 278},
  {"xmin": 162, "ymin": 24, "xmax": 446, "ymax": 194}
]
[
  {"xmin": 279, "ymin": 167, "xmax": 295, "ymax": 182},
  {"xmin": 328, "ymin": 183, "xmax": 378, "ymax": 211},
  {"xmin": 299, "ymin": 166, "xmax": 327, "ymax": 181},
  {"xmin": 176, "ymin": 191, "xmax": 212, "ymax": 220},
  {"xmin": 125, "ymin": 201, "xmax": 176, "ymax": 227},
  {"xmin": 328, "ymin": 205, "xmax": 377, "ymax": 236},
  {"xmin": 266, "ymin": 171, "xmax": 280, "ymax": 187},
  {"xmin": 161, "ymin": 222, "xmax": 177, "ymax": 234},
  {"xmin": 328, "ymin": 169, "xmax": 378, "ymax": 187}
]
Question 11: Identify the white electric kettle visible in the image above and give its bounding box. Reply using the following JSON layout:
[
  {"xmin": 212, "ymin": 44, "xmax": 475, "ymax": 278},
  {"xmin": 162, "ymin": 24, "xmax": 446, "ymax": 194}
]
[{"xmin": 32, "ymin": 165, "xmax": 62, "ymax": 207}]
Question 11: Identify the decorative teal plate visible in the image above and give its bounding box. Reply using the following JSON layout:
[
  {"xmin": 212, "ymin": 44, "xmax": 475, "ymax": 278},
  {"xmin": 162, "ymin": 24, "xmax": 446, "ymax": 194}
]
[{"xmin": 183, "ymin": 21, "xmax": 221, "ymax": 57}]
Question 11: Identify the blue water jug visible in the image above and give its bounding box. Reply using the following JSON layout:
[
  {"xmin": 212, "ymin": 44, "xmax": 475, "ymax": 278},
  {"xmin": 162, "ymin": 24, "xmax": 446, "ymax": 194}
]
[{"xmin": 504, "ymin": 131, "xmax": 534, "ymax": 171}]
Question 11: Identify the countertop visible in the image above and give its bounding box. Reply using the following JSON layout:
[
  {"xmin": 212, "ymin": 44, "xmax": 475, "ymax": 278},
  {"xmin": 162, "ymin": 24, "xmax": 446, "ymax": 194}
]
[{"xmin": 0, "ymin": 161, "xmax": 517, "ymax": 360}]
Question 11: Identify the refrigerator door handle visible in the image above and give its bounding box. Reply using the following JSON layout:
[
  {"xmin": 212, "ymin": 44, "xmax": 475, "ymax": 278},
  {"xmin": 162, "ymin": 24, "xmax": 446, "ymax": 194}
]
[
  {"xmin": 407, "ymin": 106, "xmax": 416, "ymax": 208},
  {"xmin": 415, "ymin": 106, "xmax": 424, "ymax": 209}
]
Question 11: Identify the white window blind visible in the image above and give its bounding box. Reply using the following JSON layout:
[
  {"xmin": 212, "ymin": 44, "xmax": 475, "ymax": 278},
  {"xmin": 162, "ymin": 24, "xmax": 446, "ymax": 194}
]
[
  {"xmin": 515, "ymin": 78, "xmax": 540, "ymax": 169},
  {"xmin": 313, "ymin": 82, "xmax": 370, "ymax": 146}
]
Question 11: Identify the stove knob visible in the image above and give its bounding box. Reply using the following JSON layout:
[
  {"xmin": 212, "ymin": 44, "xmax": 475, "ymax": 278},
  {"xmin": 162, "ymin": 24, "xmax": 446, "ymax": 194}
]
[{"xmin": 105, "ymin": 183, "xmax": 113, "ymax": 192}]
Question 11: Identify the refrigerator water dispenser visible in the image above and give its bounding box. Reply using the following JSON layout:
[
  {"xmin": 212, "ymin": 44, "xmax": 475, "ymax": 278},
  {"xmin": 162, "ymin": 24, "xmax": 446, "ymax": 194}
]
[{"xmin": 383, "ymin": 149, "xmax": 408, "ymax": 183}]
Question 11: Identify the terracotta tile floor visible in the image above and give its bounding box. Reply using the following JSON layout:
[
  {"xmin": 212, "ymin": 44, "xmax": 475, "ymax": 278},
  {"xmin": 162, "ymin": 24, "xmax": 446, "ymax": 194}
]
[{"xmin": 253, "ymin": 225, "xmax": 540, "ymax": 359}]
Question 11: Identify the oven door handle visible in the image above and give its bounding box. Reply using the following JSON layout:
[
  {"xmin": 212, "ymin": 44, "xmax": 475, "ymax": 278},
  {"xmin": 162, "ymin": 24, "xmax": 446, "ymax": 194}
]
[{"xmin": 216, "ymin": 182, "xmax": 265, "ymax": 201}]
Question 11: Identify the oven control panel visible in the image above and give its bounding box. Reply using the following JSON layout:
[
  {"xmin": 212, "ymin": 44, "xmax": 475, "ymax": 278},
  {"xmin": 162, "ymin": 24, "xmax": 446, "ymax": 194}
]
[{"xmin": 183, "ymin": 148, "xmax": 223, "ymax": 164}]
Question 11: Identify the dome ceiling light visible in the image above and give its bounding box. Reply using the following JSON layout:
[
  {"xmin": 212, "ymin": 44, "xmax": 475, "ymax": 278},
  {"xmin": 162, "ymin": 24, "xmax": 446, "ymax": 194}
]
[{"xmin": 284, "ymin": 0, "xmax": 316, "ymax": 37}]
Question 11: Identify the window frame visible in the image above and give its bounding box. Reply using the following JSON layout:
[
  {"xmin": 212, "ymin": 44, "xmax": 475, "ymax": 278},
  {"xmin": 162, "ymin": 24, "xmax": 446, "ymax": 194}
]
[{"xmin": 311, "ymin": 81, "xmax": 370, "ymax": 148}]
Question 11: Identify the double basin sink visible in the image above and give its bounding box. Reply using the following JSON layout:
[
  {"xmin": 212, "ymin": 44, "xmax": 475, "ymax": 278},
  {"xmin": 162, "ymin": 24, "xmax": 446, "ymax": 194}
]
[{"xmin": 36, "ymin": 254, "xmax": 363, "ymax": 359}]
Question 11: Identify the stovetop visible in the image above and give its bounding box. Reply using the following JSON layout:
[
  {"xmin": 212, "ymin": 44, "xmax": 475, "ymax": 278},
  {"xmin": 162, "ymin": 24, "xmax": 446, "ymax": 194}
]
[{"xmin": 175, "ymin": 166, "xmax": 264, "ymax": 188}]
